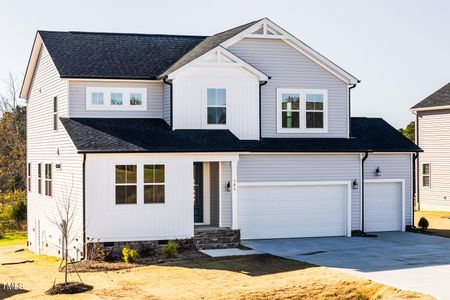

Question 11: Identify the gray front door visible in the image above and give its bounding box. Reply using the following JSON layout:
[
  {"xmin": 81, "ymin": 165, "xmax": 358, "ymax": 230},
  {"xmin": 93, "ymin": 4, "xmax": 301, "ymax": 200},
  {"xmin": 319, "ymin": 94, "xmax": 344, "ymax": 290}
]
[{"xmin": 194, "ymin": 162, "xmax": 204, "ymax": 223}]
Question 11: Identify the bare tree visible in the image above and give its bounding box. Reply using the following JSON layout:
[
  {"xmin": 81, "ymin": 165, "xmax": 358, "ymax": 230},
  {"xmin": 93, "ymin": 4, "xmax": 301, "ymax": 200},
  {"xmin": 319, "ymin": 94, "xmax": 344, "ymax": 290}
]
[{"xmin": 0, "ymin": 72, "xmax": 20, "ymax": 113}]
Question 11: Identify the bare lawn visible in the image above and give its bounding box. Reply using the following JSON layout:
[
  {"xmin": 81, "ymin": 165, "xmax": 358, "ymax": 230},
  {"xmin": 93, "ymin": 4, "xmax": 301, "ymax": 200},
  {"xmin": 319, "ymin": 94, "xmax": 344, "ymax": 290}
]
[
  {"xmin": 0, "ymin": 244, "xmax": 433, "ymax": 300},
  {"xmin": 415, "ymin": 210, "xmax": 450, "ymax": 238}
]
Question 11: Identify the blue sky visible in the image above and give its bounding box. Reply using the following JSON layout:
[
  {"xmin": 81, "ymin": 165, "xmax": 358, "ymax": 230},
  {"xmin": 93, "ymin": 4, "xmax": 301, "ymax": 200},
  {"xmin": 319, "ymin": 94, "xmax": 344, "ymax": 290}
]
[{"xmin": 0, "ymin": 0, "xmax": 449, "ymax": 128}]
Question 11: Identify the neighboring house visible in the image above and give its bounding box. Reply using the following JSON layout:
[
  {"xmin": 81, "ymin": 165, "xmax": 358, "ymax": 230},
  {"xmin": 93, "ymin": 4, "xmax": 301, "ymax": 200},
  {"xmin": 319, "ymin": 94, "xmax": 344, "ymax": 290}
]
[
  {"xmin": 411, "ymin": 83, "xmax": 450, "ymax": 211},
  {"xmin": 20, "ymin": 18, "xmax": 420, "ymax": 260}
]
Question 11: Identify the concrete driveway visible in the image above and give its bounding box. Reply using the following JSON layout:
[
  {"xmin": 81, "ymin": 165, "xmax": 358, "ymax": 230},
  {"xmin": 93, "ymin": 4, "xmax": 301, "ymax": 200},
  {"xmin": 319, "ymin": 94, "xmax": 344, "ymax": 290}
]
[{"xmin": 243, "ymin": 232, "xmax": 450, "ymax": 299}]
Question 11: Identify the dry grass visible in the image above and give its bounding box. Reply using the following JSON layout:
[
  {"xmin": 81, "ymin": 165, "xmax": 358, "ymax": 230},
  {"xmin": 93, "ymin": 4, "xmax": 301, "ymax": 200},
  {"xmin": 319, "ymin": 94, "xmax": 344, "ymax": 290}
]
[
  {"xmin": 415, "ymin": 210, "xmax": 450, "ymax": 238},
  {"xmin": 0, "ymin": 245, "xmax": 433, "ymax": 300}
]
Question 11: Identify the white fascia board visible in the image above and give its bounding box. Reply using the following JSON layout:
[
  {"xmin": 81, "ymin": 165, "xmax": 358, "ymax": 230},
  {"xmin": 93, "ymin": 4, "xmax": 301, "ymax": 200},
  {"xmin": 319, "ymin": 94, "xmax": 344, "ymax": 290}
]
[
  {"xmin": 167, "ymin": 46, "xmax": 269, "ymax": 81},
  {"xmin": 410, "ymin": 105, "xmax": 450, "ymax": 113},
  {"xmin": 66, "ymin": 78, "xmax": 162, "ymax": 83},
  {"xmin": 20, "ymin": 33, "xmax": 44, "ymax": 99},
  {"xmin": 221, "ymin": 18, "xmax": 360, "ymax": 85}
]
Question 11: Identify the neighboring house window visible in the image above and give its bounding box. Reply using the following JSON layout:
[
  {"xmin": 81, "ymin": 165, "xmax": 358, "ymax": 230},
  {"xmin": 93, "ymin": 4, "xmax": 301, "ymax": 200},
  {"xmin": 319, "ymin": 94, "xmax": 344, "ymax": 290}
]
[
  {"xmin": 45, "ymin": 163, "xmax": 52, "ymax": 197},
  {"xmin": 53, "ymin": 96, "xmax": 58, "ymax": 130},
  {"xmin": 143, "ymin": 165, "xmax": 165, "ymax": 203},
  {"xmin": 207, "ymin": 88, "xmax": 226, "ymax": 125},
  {"xmin": 277, "ymin": 88, "xmax": 328, "ymax": 133},
  {"xmin": 422, "ymin": 164, "xmax": 430, "ymax": 187},
  {"xmin": 86, "ymin": 87, "xmax": 147, "ymax": 111},
  {"xmin": 27, "ymin": 163, "xmax": 31, "ymax": 192},
  {"xmin": 115, "ymin": 165, "xmax": 137, "ymax": 204},
  {"xmin": 38, "ymin": 163, "xmax": 42, "ymax": 194}
]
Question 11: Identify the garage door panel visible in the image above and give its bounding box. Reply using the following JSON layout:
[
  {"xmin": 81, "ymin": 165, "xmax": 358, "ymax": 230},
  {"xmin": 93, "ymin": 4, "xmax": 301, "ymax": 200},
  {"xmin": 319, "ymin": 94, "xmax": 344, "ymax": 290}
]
[
  {"xmin": 238, "ymin": 184, "xmax": 348, "ymax": 239},
  {"xmin": 365, "ymin": 182, "xmax": 402, "ymax": 232}
]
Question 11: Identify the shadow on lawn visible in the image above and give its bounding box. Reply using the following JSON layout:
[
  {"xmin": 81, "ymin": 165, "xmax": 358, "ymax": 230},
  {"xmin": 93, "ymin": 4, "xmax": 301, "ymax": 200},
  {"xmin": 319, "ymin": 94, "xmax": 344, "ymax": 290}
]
[{"xmin": 161, "ymin": 254, "xmax": 316, "ymax": 277}]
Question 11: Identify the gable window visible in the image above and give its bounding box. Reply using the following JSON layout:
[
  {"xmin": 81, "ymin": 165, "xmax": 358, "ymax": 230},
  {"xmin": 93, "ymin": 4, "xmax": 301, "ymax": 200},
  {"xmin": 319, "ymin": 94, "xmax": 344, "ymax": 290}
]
[
  {"xmin": 38, "ymin": 163, "xmax": 42, "ymax": 194},
  {"xmin": 277, "ymin": 88, "xmax": 328, "ymax": 133},
  {"xmin": 86, "ymin": 87, "xmax": 147, "ymax": 111},
  {"xmin": 115, "ymin": 165, "xmax": 137, "ymax": 204},
  {"xmin": 53, "ymin": 96, "xmax": 58, "ymax": 130},
  {"xmin": 45, "ymin": 163, "xmax": 52, "ymax": 197},
  {"xmin": 27, "ymin": 163, "xmax": 31, "ymax": 192},
  {"xmin": 207, "ymin": 88, "xmax": 226, "ymax": 125},
  {"xmin": 143, "ymin": 165, "xmax": 165, "ymax": 203},
  {"xmin": 422, "ymin": 164, "xmax": 430, "ymax": 187}
]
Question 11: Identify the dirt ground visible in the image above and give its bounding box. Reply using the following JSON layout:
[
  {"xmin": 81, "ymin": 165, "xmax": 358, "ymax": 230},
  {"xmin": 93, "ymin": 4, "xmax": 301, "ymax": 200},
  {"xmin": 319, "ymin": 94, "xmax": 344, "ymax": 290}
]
[
  {"xmin": 415, "ymin": 210, "xmax": 450, "ymax": 238},
  {"xmin": 0, "ymin": 244, "xmax": 433, "ymax": 300}
]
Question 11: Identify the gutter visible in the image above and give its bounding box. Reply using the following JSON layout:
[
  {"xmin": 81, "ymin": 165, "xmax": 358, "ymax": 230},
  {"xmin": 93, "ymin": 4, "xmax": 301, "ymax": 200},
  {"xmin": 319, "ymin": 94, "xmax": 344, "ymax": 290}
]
[
  {"xmin": 259, "ymin": 81, "xmax": 268, "ymax": 140},
  {"xmin": 415, "ymin": 113, "xmax": 420, "ymax": 211},
  {"xmin": 348, "ymin": 84, "xmax": 357, "ymax": 137},
  {"xmin": 412, "ymin": 152, "xmax": 419, "ymax": 228},
  {"xmin": 82, "ymin": 153, "xmax": 86, "ymax": 260},
  {"xmin": 163, "ymin": 76, "xmax": 173, "ymax": 128}
]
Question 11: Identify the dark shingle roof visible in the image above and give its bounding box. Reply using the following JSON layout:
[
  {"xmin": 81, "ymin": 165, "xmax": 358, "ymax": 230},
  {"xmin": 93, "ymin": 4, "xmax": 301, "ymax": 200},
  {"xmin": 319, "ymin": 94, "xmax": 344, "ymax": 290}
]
[
  {"xmin": 38, "ymin": 31, "xmax": 206, "ymax": 80},
  {"xmin": 38, "ymin": 20, "xmax": 260, "ymax": 80},
  {"xmin": 411, "ymin": 83, "xmax": 450, "ymax": 109},
  {"xmin": 60, "ymin": 117, "xmax": 421, "ymax": 153}
]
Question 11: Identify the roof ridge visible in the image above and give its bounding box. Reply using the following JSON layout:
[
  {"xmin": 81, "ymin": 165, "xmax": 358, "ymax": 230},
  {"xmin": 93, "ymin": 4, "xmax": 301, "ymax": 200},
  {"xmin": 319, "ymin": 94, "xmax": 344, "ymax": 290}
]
[{"xmin": 38, "ymin": 30, "xmax": 207, "ymax": 39}]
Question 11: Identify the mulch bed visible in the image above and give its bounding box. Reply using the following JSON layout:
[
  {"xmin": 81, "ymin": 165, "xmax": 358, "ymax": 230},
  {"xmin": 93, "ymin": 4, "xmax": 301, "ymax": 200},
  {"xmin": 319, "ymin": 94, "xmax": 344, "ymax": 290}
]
[
  {"xmin": 64, "ymin": 249, "xmax": 207, "ymax": 273},
  {"xmin": 45, "ymin": 282, "xmax": 93, "ymax": 295}
]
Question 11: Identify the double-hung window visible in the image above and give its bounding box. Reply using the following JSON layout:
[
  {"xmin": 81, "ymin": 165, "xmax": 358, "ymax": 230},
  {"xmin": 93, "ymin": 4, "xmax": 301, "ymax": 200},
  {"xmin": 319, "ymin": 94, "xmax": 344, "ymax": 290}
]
[
  {"xmin": 53, "ymin": 96, "xmax": 58, "ymax": 130},
  {"xmin": 45, "ymin": 163, "xmax": 52, "ymax": 197},
  {"xmin": 143, "ymin": 165, "xmax": 165, "ymax": 203},
  {"xmin": 38, "ymin": 163, "xmax": 42, "ymax": 194},
  {"xmin": 422, "ymin": 164, "xmax": 430, "ymax": 187},
  {"xmin": 115, "ymin": 165, "xmax": 137, "ymax": 204},
  {"xmin": 277, "ymin": 88, "xmax": 328, "ymax": 133},
  {"xmin": 207, "ymin": 88, "xmax": 226, "ymax": 125},
  {"xmin": 27, "ymin": 163, "xmax": 31, "ymax": 192}
]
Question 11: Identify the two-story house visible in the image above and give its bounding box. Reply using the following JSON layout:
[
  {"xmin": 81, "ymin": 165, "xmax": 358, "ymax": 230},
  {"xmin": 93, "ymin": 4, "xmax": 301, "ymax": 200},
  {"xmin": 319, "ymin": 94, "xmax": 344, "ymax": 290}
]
[
  {"xmin": 411, "ymin": 83, "xmax": 450, "ymax": 211},
  {"xmin": 21, "ymin": 18, "xmax": 420, "ymax": 259}
]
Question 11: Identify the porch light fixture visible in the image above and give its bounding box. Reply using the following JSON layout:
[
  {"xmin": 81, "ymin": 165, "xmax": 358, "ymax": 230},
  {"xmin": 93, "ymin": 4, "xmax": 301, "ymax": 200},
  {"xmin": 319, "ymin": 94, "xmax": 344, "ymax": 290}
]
[
  {"xmin": 375, "ymin": 167, "xmax": 381, "ymax": 176},
  {"xmin": 225, "ymin": 181, "xmax": 231, "ymax": 192},
  {"xmin": 352, "ymin": 179, "xmax": 359, "ymax": 189}
]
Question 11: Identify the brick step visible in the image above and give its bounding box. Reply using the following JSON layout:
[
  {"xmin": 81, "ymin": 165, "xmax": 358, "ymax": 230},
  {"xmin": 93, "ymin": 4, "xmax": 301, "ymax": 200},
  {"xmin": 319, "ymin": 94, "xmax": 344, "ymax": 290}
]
[{"xmin": 193, "ymin": 228, "xmax": 240, "ymax": 250}]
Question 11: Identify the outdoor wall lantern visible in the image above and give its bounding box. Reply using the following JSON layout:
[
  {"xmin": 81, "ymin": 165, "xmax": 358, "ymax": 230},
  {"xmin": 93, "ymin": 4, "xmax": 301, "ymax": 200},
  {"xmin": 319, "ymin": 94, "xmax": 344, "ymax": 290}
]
[
  {"xmin": 375, "ymin": 167, "xmax": 381, "ymax": 176},
  {"xmin": 225, "ymin": 181, "xmax": 231, "ymax": 192},
  {"xmin": 352, "ymin": 179, "xmax": 359, "ymax": 189}
]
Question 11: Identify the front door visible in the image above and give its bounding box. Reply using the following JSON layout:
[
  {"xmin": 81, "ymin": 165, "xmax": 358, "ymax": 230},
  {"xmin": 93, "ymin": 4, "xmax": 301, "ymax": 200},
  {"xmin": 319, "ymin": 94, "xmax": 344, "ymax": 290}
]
[{"xmin": 194, "ymin": 162, "xmax": 204, "ymax": 223}]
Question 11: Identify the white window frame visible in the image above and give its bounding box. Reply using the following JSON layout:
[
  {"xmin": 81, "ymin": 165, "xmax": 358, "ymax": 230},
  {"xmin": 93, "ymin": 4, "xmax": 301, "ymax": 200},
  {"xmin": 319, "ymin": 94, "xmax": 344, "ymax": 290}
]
[
  {"xmin": 27, "ymin": 162, "xmax": 31, "ymax": 192},
  {"xmin": 86, "ymin": 87, "xmax": 147, "ymax": 111},
  {"xmin": 115, "ymin": 165, "xmax": 138, "ymax": 205},
  {"xmin": 205, "ymin": 87, "xmax": 228, "ymax": 128},
  {"xmin": 277, "ymin": 88, "xmax": 328, "ymax": 133},
  {"xmin": 44, "ymin": 163, "xmax": 52, "ymax": 197},
  {"xmin": 422, "ymin": 163, "xmax": 431, "ymax": 188},
  {"xmin": 143, "ymin": 164, "xmax": 165, "ymax": 204}
]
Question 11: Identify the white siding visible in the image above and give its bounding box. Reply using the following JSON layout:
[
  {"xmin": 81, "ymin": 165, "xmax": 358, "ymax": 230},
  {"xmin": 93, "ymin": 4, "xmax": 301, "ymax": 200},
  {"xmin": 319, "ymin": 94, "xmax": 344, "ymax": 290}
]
[
  {"xmin": 228, "ymin": 38, "xmax": 349, "ymax": 138},
  {"xmin": 172, "ymin": 65, "xmax": 260, "ymax": 140},
  {"xmin": 85, "ymin": 153, "xmax": 195, "ymax": 241},
  {"xmin": 220, "ymin": 162, "xmax": 232, "ymax": 227},
  {"xmin": 237, "ymin": 154, "xmax": 361, "ymax": 230},
  {"xmin": 27, "ymin": 46, "xmax": 84, "ymax": 259},
  {"xmin": 68, "ymin": 81, "xmax": 163, "ymax": 118},
  {"xmin": 163, "ymin": 83, "xmax": 171, "ymax": 125},
  {"xmin": 364, "ymin": 154, "xmax": 412, "ymax": 226},
  {"xmin": 417, "ymin": 110, "xmax": 450, "ymax": 210}
]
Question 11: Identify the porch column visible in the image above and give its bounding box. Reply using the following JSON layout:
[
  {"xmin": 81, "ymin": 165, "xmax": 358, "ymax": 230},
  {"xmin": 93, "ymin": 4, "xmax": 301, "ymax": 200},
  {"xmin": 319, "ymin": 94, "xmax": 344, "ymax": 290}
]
[{"xmin": 231, "ymin": 160, "xmax": 238, "ymax": 230}]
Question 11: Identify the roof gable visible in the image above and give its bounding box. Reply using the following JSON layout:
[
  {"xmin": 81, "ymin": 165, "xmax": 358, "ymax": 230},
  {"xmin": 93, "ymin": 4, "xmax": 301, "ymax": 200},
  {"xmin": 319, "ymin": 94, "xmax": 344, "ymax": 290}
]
[{"xmin": 411, "ymin": 82, "xmax": 450, "ymax": 111}]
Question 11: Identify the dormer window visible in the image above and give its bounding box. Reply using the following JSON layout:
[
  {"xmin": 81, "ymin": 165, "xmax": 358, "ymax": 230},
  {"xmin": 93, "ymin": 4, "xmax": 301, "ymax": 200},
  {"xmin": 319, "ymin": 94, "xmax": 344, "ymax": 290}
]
[
  {"xmin": 86, "ymin": 87, "xmax": 147, "ymax": 111},
  {"xmin": 277, "ymin": 88, "xmax": 328, "ymax": 133}
]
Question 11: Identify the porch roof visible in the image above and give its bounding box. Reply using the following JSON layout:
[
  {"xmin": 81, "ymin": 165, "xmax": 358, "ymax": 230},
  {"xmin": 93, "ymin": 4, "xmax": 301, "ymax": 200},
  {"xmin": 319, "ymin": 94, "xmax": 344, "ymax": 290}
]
[{"xmin": 60, "ymin": 117, "xmax": 421, "ymax": 154}]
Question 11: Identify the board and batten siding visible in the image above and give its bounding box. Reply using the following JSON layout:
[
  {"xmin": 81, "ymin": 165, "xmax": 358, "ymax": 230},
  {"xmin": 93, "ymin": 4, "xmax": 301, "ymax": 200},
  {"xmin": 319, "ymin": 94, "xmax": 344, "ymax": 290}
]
[
  {"xmin": 364, "ymin": 154, "xmax": 412, "ymax": 226},
  {"xmin": 172, "ymin": 65, "xmax": 260, "ymax": 140},
  {"xmin": 237, "ymin": 154, "xmax": 361, "ymax": 230},
  {"xmin": 220, "ymin": 162, "xmax": 232, "ymax": 227},
  {"xmin": 85, "ymin": 153, "xmax": 196, "ymax": 242},
  {"xmin": 27, "ymin": 45, "xmax": 84, "ymax": 259},
  {"xmin": 228, "ymin": 38, "xmax": 349, "ymax": 138},
  {"xmin": 417, "ymin": 110, "xmax": 450, "ymax": 210},
  {"xmin": 68, "ymin": 80, "xmax": 164, "ymax": 118}
]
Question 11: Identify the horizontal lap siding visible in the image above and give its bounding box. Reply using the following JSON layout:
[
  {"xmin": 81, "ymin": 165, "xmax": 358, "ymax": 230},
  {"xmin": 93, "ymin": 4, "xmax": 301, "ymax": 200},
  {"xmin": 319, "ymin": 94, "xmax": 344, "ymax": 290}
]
[
  {"xmin": 228, "ymin": 38, "xmax": 348, "ymax": 138},
  {"xmin": 364, "ymin": 154, "xmax": 412, "ymax": 225},
  {"xmin": 68, "ymin": 81, "xmax": 163, "ymax": 118},
  {"xmin": 27, "ymin": 46, "xmax": 84, "ymax": 259},
  {"xmin": 237, "ymin": 154, "xmax": 361, "ymax": 230},
  {"xmin": 163, "ymin": 83, "xmax": 171, "ymax": 125},
  {"xmin": 418, "ymin": 110, "xmax": 450, "ymax": 209}
]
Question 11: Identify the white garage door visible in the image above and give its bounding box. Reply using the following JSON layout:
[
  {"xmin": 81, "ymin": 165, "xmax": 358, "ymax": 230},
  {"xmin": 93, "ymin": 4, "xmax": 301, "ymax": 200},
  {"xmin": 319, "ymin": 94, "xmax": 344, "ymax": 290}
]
[
  {"xmin": 365, "ymin": 181, "xmax": 403, "ymax": 232},
  {"xmin": 238, "ymin": 183, "xmax": 349, "ymax": 239}
]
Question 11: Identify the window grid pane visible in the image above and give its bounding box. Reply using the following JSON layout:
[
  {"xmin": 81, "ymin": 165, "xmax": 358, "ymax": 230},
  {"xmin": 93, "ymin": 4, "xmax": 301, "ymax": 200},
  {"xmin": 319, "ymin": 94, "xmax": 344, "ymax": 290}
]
[
  {"xmin": 207, "ymin": 88, "xmax": 226, "ymax": 124},
  {"xmin": 130, "ymin": 93, "xmax": 143, "ymax": 106},
  {"xmin": 91, "ymin": 92, "xmax": 104, "ymax": 105},
  {"xmin": 144, "ymin": 165, "xmax": 165, "ymax": 204},
  {"xmin": 111, "ymin": 93, "xmax": 123, "ymax": 105},
  {"xmin": 115, "ymin": 164, "xmax": 137, "ymax": 204}
]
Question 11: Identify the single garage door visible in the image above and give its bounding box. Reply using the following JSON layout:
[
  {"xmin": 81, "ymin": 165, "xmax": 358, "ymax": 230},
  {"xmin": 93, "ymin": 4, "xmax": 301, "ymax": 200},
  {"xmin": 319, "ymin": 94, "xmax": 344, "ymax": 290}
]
[
  {"xmin": 238, "ymin": 183, "xmax": 349, "ymax": 239},
  {"xmin": 365, "ymin": 181, "xmax": 403, "ymax": 232}
]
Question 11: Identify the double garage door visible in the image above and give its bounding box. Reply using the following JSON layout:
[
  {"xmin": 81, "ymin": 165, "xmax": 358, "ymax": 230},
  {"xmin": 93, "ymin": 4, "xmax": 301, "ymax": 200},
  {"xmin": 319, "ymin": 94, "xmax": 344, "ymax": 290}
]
[{"xmin": 238, "ymin": 181, "xmax": 403, "ymax": 240}]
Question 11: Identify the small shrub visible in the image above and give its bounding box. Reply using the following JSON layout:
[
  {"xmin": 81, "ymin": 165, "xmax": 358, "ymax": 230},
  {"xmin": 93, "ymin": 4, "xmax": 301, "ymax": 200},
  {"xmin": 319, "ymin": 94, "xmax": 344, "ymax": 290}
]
[
  {"xmin": 87, "ymin": 240, "xmax": 108, "ymax": 261},
  {"xmin": 122, "ymin": 246, "xmax": 139, "ymax": 263},
  {"xmin": 175, "ymin": 238, "xmax": 195, "ymax": 252},
  {"xmin": 139, "ymin": 244, "xmax": 157, "ymax": 257},
  {"xmin": 162, "ymin": 241, "xmax": 179, "ymax": 258},
  {"xmin": 418, "ymin": 217, "xmax": 429, "ymax": 231}
]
